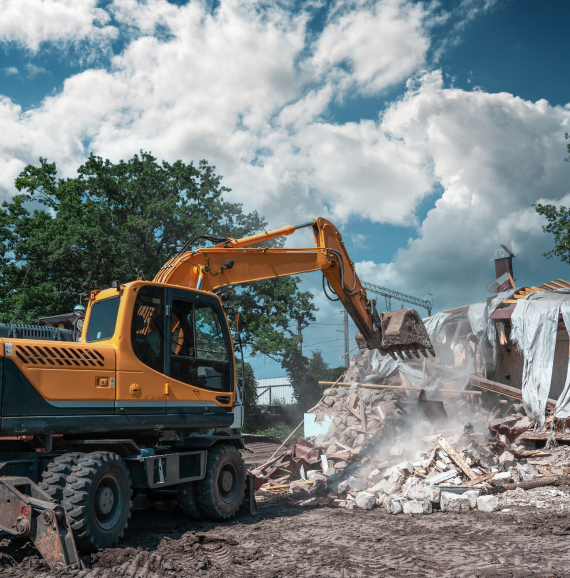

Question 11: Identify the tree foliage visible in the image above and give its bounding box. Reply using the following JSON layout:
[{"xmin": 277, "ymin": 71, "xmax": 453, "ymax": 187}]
[
  {"xmin": 534, "ymin": 134, "xmax": 570, "ymax": 264},
  {"xmin": 284, "ymin": 349, "xmax": 346, "ymax": 408},
  {"xmin": 0, "ymin": 153, "xmax": 317, "ymax": 378}
]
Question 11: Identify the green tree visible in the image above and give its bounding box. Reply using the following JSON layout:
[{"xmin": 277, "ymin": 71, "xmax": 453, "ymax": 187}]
[
  {"xmin": 283, "ymin": 349, "xmax": 346, "ymax": 409},
  {"xmin": 535, "ymin": 134, "xmax": 570, "ymax": 262},
  {"xmin": 0, "ymin": 153, "xmax": 317, "ymax": 377}
]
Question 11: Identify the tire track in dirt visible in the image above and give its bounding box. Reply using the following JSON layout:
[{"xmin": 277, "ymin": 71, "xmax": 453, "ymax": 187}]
[{"xmin": 2, "ymin": 499, "xmax": 570, "ymax": 577}]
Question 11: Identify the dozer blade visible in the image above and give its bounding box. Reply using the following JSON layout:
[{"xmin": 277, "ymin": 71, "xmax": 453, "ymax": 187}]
[
  {"xmin": 0, "ymin": 477, "xmax": 81, "ymax": 572},
  {"xmin": 379, "ymin": 309, "xmax": 435, "ymax": 360}
]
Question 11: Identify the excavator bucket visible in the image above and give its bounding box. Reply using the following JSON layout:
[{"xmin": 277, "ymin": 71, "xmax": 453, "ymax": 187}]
[{"xmin": 379, "ymin": 309, "xmax": 435, "ymax": 360}]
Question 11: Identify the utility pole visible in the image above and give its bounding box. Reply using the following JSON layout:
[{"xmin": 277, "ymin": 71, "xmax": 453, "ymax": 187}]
[
  {"xmin": 344, "ymin": 308, "xmax": 349, "ymax": 368},
  {"xmin": 297, "ymin": 319, "xmax": 303, "ymax": 355}
]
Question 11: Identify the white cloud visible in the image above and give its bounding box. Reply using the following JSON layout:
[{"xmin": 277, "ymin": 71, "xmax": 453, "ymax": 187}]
[
  {"xmin": 310, "ymin": 0, "xmax": 431, "ymax": 95},
  {"xmin": 358, "ymin": 71, "xmax": 570, "ymax": 308},
  {"xmin": 0, "ymin": 0, "xmax": 567, "ymax": 319},
  {"xmin": 0, "ymin": 0, "xmax": 118, "ymax": 55},
  {"xmin": 25, "ymin": 63, "xmax": 47, "ymax": 76},
  {"xmin": 2, "ymin": 66, "xmax": 18, "ymax": 75}
]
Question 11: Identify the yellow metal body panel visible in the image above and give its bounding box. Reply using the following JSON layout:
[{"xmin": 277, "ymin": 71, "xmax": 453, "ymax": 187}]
[{"xmin": 0, "ymin": 339, "xmax": 116, "ymax": 402}]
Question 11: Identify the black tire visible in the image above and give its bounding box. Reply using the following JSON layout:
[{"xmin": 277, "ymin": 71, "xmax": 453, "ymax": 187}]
[
  {"xmin": 177, "ymin": 482, "xmax": 203, "ymax": 519},
  {"xmin": 39, "ymin": 453, "xmax": 83, "ymax": 503},
  {"xmin": 196, "ymin": 445, "xmax": 245, "ymax": 520},
  {"xmin": 62, "ymin": 452, "xmax": 132, "ymax": 551}
]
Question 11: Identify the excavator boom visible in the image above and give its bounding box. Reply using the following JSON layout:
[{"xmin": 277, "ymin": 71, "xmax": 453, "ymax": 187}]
[{"xmin": 154, "ymin": 218, "xmax": 434, "ymax": 360}]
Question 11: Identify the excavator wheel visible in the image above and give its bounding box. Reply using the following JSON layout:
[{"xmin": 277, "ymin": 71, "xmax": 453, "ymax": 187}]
[
  {"xmin": 196, "ymin": 445, "xmax": 245, "ymax": 520},
  {"xmin": 39, "ymin": 452, "xmax": 83, "ymax": 503},
  {"xmin": 177, "ymin": 481, "xmax": 203, "ymax": 519},
  {"xmin": 62, "ymin": 451, "xmax": 132, "ymax": 552}
]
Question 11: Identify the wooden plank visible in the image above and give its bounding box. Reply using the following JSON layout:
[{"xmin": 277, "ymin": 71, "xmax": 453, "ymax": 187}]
[
  {"xmin": 541, "ymin": 283, "xmax": 559, "ymax": 290},
  {"xmin": 497, "ymin": 321, "xmax": 508, "ymax": 345},
  {"xmin": 557, "ymin": 279, "xmax": 570, "ymax": 287},
  {"xmin": 345, "ymin": 402, "xmax": 362, "ymax": 421},
  {"xmin": 443, "ymin": 305, "xmax": 469, "ymax": 315},
  {"xmin": 359, "ymin": 396, "xmax": 367, "ymax": 430},
  {"xmin": 438, "ymin": 435, "xmax": 478, "ymax": 480},
  {"xmin": 468, "ymin": 374, "xmax": 557, "ymax": 409},
  {"xmin": 450, "ymin": 319, "xmax": 463, "ymax": 349},
  {"xmin": 549, "ymin": 281, "xmax": 567, "ymax": 289},
  {"xmin": 490, "ymin": 304, "xmax": 516, "ymax": 319},
  {"xmin": 263, "ymin": 481, "xmax": 314, "ymax": 490},
  {"xmin": 336, "ymin": 441, "xmax": 359, "ymax": 455},
  {"xmin": 508, "ymin": 271, "xmax": 516, "ymax": 288},
  {"xmin": 465, "ymin": 472, "xmax": 495, "ymax": 486},
  {"xmin": 348, "ymin": 394, "xmax": 358, "ymax": 410},
  {"xmin": 320, "ymin": 381, "xmax": 482, "ymax": 394}
]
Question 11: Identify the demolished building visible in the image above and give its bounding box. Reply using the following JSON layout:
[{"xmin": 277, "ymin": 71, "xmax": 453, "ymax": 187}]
[{"xmin": 250, "ymin": 245, "xmax": 570, "ymax": 514}]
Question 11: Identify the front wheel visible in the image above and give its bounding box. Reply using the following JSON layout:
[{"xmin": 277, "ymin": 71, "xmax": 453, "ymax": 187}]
[
  {"xmin": 62, "ymin": 452, "xmax": 132, "ymax": 551},
  {"xmin": 196, "ymin": 445, "xmax": 245, "ymax": 519}
]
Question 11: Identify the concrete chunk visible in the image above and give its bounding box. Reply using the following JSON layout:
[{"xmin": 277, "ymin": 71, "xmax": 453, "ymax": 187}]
[
  {"xmin": 476, "ymin": 495, "xmax": 500, "ymax": 512},
  {"xmin": 355, "ymin": 492, "xmax": 376, "ymax": 510},
  {"xmin": 383, "ymin": 470, "xmax": 406, "ymax": 495},
  {"xmin": 462, "ymin": 490, "xmax": 481, "ymax": 509},
  {"xmin": 415, "ymin": 485, "xmax": 441, "ymax": 504},
  {"xmin": 367, "ymin": 479, "xmax": 387, "ymax": 496},
  {"xmin": 307, "ymin": 471, "xmax": 326, "ymax": 481},
  {"xmin": 440, "ymin": 492, "xmax": 470, "ymax": 512},
  {"xmin": 385, "ymin": 497, "xmax": 407, "ymax": 515},
  {"xmin": 403, "ymin": 500, "xmax": 432, "ymax": 515},
  {"xmin": 499, "ymin": 451, "xmax": 515, "ymax": 469}
]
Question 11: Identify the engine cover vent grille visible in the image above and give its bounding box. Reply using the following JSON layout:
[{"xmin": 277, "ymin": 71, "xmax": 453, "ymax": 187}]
[{"xmin": 15, "ymin": 345, "xmax": 105, "ymax": 367}]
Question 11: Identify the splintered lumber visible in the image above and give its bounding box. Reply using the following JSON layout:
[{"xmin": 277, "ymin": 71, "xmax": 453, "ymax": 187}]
[
  {"xmin": 359, "ymin": 396, "xmax": 367, "ymax": 429},
  {"xmin": 263, "ymin": 481, "xmax": 314, "ymax": 490},
  {"xmin": 468, "ymin": 375, "xmax": 556, "ymax": 409},
  {"xmin": 488, "ymin": 476, "xmax": 564, "ymax": 494},
  {"xmin": 319, "ymin": 382, "xmax": 482, "ymax": 395},
  {"xmin": 496, "ymin": 321, "xmax": 508, "ymax": 345},
  {"xmin": 464, "ymin": 472, "xmax": 495, "ymax": 486},
  {"xmin": 437, "ymin": 436, "xmax": 477, "ymax": 480},
  {"xmin": 345, "ymin": 402, "xmax": 362, "ymax": 421}
]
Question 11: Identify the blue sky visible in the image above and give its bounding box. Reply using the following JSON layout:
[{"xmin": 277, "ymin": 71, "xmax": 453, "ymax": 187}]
[{"xmin": 0, "ymin": 0, "xmax": 569, "ymax": 378}]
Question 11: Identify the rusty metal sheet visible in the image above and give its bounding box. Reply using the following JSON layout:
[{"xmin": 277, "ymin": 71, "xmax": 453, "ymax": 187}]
[
  {"xmin": 245, "ymin": 442, "xmax": 283, "ymax": 454},
  {"xmin": 293, "ymin": 438, "xmax": 320, "ymax": 463}
]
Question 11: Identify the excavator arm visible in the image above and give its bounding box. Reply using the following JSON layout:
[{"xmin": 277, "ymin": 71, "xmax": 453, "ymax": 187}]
[{"xmin": 154, "ymin": 218, "xmax": 434, "ymax": 360}]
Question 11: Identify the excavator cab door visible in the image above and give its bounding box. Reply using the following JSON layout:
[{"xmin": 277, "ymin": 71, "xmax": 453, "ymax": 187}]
[{"xmin": 164, "ymin": 288, "xmax": 234, "ymax": 413}]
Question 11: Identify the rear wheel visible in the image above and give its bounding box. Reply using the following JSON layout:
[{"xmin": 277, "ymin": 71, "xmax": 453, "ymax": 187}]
[
  {"xmin": 196, "ymin": 445, "xmax": 245, "ymax": 519},
  {"xmin": 39, "ymin": 453, "xmax": 83, "ymax": 503},
  {"xmin": 62, "ymin": 452, "xmax": 132, "ymax": 551}
]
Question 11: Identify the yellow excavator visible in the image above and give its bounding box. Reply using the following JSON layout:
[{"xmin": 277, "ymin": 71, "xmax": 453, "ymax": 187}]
[{"xmin": 0, "ymin": 218, "xmax": 434, "ymax": 570}]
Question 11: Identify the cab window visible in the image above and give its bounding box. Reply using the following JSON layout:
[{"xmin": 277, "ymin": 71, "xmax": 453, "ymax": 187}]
[
  {"xmin": 131, "ymin": 286, "xmax": 165, "ymax": 373},
  {"xmin": 169, "ymin": 300, "xmax": 230, "ymax": 391},
  {"xmin": 86, "ymin": 296, "xmax": 121, "ymax": 342}
]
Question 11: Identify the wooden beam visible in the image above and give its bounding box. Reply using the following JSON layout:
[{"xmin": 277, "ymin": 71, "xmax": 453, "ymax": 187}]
[
  {"xmin": 496, "ymin": 321, "xmax": 508, "ymax": 345},
  {"xmin": 468, "ymin": 374, "xmax": 556, "ymax": 409},
  {"xmin": 557, "ymin": 279, "xmax": 570, "ymax": 287},
  {"xmin": 438, "ymin": 436, "xmax": 478, "ymax": 480},
  {"xmin": 450, "ymin": 319, "xmax": 463, "ymax": 349},
  {"xmin": 443, "ymin": 305, "xmax": 469, "ymax": 315},
  {"xmin": 319, "ymin": 381, "xmax": 482, "ymax": 395},
  {"xmin": 549, "ymin": 281, "xmax": 567, "ymax": 289},
  {"xmin": 508, "ymin": 271, "xmax": 516, "ymax": 288}
]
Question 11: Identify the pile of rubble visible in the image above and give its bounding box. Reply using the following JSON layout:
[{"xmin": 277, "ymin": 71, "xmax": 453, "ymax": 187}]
[{"xmin": 251, "ymin": 379, "xmax": 570, "ymax": 515}]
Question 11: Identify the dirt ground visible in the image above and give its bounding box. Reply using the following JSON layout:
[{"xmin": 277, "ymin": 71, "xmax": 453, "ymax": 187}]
[{"xmin": 2, "ymin": 494, "xmax": 570, "ymax": 578}]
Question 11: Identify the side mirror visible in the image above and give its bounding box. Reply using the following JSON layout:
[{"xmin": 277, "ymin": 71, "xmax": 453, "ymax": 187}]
[{"xmin": 234, "ymin": 312, "xmax": 243, "ymax": 334}]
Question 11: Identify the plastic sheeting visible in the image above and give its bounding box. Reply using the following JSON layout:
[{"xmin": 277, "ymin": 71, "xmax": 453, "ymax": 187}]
[
  {"xmin": 365, "ymin": 311, "xmax": 450, "ymax": 389},
  {"xmin": 467, "ymin": 288, "xmax": 518, "ymax": 371},
  {"xmin": 511, "ymin": 289, "xmax": 570, "ymax": 426}
]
